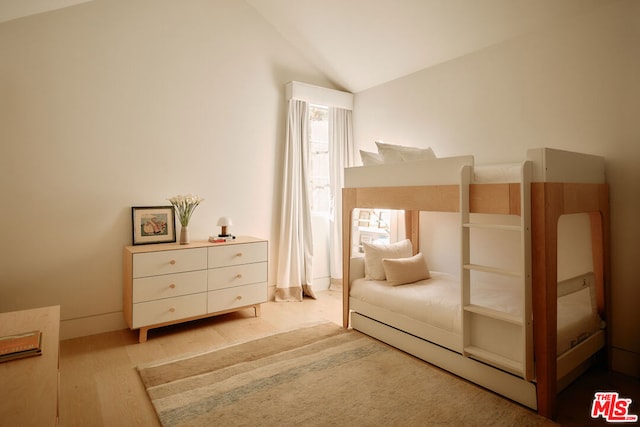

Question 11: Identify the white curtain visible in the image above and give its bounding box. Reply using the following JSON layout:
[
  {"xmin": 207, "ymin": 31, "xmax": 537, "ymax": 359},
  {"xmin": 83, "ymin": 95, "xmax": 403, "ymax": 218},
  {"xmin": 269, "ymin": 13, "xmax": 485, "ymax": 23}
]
[
  {"xmin": 329, "ymin": 107, "xmax": 354, "ymax": 280},
  {"xmin": 276, "ymin": 99, "xmax": 316, "ymax": 301}
]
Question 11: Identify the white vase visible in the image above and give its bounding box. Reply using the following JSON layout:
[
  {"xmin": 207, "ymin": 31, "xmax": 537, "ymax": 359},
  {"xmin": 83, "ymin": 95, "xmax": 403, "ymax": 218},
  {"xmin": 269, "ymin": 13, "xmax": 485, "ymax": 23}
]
[{"xmin": 180, "ymin": 225, "xmax": 190, "ymax": 244}]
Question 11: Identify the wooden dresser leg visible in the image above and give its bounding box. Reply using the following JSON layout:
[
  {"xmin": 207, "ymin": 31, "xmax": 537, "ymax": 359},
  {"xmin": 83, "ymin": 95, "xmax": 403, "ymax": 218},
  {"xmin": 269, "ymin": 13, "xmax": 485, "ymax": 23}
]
[
  {"xmin": 254, "ymin": 304, "xmax": 261, "ymax": 317},
  {"xmin": 139, "ymin": 328, "xmax": 148, "ymax": 343}
]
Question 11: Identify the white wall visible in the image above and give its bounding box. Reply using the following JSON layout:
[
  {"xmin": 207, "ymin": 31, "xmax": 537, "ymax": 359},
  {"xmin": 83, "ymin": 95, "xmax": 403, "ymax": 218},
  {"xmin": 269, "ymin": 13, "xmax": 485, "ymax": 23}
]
[
  {"xmin": 353, "ymin": 0, "xmax": 640, "ymax": 377},
  {"xmin": 0, "ymin": 0, "xmax": 335, "ymax": 339}
]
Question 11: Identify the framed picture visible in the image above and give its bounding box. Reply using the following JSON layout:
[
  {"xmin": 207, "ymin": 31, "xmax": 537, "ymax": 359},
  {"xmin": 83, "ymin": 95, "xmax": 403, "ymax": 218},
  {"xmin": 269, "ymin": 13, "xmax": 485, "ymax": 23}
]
[{"xmin": 131, "ymin": 206, "xmax": 176, "ymax": 245}]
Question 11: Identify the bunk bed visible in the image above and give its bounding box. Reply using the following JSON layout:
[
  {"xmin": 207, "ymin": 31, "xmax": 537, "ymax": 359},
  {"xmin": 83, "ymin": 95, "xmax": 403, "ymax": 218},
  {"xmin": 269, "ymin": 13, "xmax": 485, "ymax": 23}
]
[{"xmin": 341, "ymin": 147, "xmax": 609, "ymax": 419}]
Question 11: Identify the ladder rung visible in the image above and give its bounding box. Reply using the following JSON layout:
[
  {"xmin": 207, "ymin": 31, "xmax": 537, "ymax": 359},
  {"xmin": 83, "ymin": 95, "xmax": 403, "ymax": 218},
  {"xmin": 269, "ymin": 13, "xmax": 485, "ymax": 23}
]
[
  {"xmin": 463, "ymin": 304, "xmax": 523, "ymax": 325},
  {"xmin": 462, "ymin": 223, "xmax": 522, "ymax": 231},
  {"xmin": 464, "ymin": 345, "xmax": 523, "ymax": 376},
  {"xmin": 463, "ymin": 264, "xmax": 521, "ymax": 277}
]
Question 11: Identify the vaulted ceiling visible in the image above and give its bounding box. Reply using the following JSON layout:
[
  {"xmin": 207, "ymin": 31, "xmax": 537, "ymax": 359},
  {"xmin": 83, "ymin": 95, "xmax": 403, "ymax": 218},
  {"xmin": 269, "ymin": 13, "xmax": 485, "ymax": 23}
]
[
  {"xmin": 2, "ymin": 0, "xmax": 609, "ymax": 93},
  {"xmin": 246, "ymin": 0, "xmax": 609, "ymax": 92},
  {"xmin": 0, "ymin": 0, "xmax": 93, "ymax": 24}
]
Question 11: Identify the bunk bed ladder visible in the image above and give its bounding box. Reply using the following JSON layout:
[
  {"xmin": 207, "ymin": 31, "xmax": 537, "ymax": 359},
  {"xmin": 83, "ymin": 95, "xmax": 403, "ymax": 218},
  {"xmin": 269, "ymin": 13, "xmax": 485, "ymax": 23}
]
[{"xmin": 460, "ymin": 162, "xmax": 534, "ymax": 380}]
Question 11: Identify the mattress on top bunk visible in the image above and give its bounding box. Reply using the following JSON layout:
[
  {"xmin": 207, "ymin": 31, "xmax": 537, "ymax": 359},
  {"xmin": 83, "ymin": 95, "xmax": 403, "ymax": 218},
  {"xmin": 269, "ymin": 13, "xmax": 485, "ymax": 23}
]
[
  {"xmin": 473, "ymin": 148, "xmax": 606, "ymax": 184},
  {"xmin": 349, "ymin": 271, "xmax": 603, "ymax": 357},
  {"xmin": 473, "ymin": 163, "xmax": 522, "ymax": 183},
  {"xmin": 345, "ymin": 147, "xmax": 605, "ymax": 187},
  {"xmin": 345, "ymin": 155, "xmax": 473, "ymax": 188}
]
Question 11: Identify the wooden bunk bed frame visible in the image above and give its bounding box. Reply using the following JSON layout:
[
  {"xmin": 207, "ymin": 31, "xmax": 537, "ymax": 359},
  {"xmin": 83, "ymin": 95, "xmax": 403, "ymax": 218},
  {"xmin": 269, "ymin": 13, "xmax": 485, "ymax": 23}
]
[{"xmin": 341, "ymin": 152, "xmax": 609, "ymax": 419}]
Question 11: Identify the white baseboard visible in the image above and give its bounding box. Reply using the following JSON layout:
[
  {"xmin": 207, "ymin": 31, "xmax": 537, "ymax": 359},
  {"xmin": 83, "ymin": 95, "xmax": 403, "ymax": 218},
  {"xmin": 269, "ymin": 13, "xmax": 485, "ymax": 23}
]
[
  {"xmin": 313, "ymin": 276, "xmax": 331, "ymax": 291},
  {"xmin": 63, "ymin": 278, "xmax": 332, "ymax": 339},
  {"xmin": 60, "ymin": 312, "xmax": 127, "ymax": 340},
  {"xmin": 611, "ymin": 347, "xmax": 640, "ymax": 379}
]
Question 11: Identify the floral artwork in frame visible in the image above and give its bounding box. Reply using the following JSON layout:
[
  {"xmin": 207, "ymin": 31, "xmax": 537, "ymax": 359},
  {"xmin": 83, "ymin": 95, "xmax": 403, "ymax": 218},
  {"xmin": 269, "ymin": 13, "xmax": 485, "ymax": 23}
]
[{"xmin": 131, "ymin": 206, "xmax": 176, "ymax": 245}]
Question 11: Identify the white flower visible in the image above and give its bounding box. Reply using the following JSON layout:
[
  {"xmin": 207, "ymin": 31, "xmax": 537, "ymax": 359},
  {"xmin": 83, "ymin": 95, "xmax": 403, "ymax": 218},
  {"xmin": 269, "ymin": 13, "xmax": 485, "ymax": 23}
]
[{"xmin": 168, "ymin": 194, "xmax": 204, "ymax": 226}]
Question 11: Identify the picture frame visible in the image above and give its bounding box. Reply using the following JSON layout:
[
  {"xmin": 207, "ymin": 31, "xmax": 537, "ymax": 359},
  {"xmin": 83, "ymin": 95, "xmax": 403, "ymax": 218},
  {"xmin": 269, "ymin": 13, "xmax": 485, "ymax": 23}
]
[{"xmin": 131, "ymin": 206, "xmax": 176, "ymax": 245}]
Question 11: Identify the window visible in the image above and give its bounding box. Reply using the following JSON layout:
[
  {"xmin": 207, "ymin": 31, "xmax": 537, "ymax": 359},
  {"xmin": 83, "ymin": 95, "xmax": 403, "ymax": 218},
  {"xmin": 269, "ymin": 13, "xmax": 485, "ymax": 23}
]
[
  {"xmin": 354, "ymin": 208, "xmax": 393, "ymax": 253},
  {"xmin": 308, "ymin": 104, "xmax": 330, "ymax": 215}
]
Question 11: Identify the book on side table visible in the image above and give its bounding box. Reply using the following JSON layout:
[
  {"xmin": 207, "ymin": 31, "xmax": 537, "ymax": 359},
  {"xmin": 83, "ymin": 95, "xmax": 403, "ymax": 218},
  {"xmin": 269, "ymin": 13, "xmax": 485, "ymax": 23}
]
[{"xmin": 0, "ymin": 330, "xmax": 42, "ymax": 363}]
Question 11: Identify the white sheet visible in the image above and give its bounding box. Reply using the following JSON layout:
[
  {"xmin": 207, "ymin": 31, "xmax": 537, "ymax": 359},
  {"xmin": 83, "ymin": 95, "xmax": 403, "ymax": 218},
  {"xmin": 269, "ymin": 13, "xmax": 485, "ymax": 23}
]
[
  {"xmin": 472, "ymin": 148, "xmax": 606, "ymax": 184},
  {"xmin": 350, "ymin": 271, "xmax": 522, "ymax": 334},
  {"xmin": 473, "ymin": 163, "xmax": 522, "ymax": 183},
  {"xmin": 350, "ymin": 271, "xmax": 603, "ymax": 356},
  {"xmin": 351, "ymin": 272, "xmax": 462, "ymax": 333},
  {"xmin": 345, "ymin": 148, "xmax": 606, "ymax": 187}
]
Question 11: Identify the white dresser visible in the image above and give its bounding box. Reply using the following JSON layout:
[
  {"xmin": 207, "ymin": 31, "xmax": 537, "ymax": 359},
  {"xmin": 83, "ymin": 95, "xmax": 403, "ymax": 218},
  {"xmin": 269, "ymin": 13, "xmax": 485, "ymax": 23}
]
[{"xmin": 123, "ymin": 236, "xmax": 267, "ymax": 342}]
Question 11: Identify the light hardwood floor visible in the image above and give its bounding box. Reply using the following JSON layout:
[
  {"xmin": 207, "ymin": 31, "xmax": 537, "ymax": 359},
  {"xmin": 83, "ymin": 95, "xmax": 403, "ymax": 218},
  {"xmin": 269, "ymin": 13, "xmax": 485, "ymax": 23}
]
[
  {"xmin": 59, "ymin": 288, "xmax": 343, "ymax": 426},
  {"xmin": 59, "ymin": 287, "xmax": 638, "ymax": 426}
]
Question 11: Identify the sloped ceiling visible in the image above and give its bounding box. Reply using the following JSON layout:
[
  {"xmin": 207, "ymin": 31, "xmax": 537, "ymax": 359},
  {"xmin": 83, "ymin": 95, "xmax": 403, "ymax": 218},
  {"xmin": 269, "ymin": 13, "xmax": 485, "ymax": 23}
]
[
  {"xmin": 246, "ymin": 0, "xmax": 610, "ymax": 92},
  {"xmin": 2, "ymin": 0, "xmax": 609, "ymax": 93},
  {"xmin": 0, "ymin": 0, "xmax": 93, "ymax": 23}
]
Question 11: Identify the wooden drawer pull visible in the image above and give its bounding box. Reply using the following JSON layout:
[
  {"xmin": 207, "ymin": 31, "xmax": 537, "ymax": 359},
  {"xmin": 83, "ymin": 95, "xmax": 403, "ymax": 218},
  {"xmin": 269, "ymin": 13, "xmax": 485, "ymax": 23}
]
[
  {"xmin": 169, "ymin": 307, "xmax": 176, "ymax": 313},
  {"xmin": 169, "ymin": 283, "xmax": 176, "ymax": 289},
  {"xmin": 236, "ymin": 252, "xmax": 243, "ymax": 257},
  {"xmin": 236, "ymin": 296, "xmax": 242, "ymax": 301},
  {"xmin": 235, "ymin": 273, "xmax": 243, "ymax": 279},
  {"xmin": 169, "ymin": 260, "xmax": 176, "ymax": 265}
]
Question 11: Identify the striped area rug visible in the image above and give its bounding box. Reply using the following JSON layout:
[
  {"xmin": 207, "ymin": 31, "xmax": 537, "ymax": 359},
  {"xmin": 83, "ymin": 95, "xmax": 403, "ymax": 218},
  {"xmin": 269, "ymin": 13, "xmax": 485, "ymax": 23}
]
[{"xmin": 138, "ymin": 322, "xmax": 556, "ymax": 427}]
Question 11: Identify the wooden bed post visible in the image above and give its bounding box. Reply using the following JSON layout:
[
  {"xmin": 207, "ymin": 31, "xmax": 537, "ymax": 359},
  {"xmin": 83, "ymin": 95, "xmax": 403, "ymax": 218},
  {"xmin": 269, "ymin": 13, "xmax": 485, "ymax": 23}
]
[
  {"xmin": 531, "ymin": 183, "xmax": 562, "ymax": 419},
  {"xmin": 589, "ymin": 185, "xmax": 611, "ymax": 362},
  {"xmin": 342, "ymin": 188, "xmax": 357, "ymax": 329},
  {"xmin": 532, "ymin": 182, "xmax": 610, "ymax": 419},
  {"xmin": 405, "ymin": 210, "xmax": 420, "ymax": 254},
  {"xmin": 589, "ymin": 212, "xmax": 606, "ymax": 315},
  {"xmin": 589, "ymin": 184, "xmax": 610, "ymax": 319}
]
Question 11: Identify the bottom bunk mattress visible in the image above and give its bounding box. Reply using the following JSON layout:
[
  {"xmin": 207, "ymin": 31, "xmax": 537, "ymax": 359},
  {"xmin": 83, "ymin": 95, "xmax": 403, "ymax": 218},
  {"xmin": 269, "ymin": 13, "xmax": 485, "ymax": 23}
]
[{"xmin": 349, "ymin": 271, "xmax": 603, "ymax": 357}]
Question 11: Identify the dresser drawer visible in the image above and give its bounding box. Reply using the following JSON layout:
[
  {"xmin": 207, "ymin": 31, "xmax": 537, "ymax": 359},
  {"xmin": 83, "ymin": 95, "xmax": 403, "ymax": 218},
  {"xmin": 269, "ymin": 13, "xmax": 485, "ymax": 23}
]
[
  {"xmin": 133, "ymin": 270, "xmax": 207, "ymax": 303},
  {"xmin": 207, "ymin": 241, "xmax": 267, "ymax": 268},
  {"xmin": 208, "ymin": 262, "xmax": 267, "ymax": 291},
  {"xmin": 133, "ymin": 248, "xmax": 207, "ymax": 278},
  {"xmin": 132, "ymin": 293, "xmax": 207, "ymax": 328},
  {"xmin": 207, "ymin": 283, "xmax": 266, "ymax": 314}
]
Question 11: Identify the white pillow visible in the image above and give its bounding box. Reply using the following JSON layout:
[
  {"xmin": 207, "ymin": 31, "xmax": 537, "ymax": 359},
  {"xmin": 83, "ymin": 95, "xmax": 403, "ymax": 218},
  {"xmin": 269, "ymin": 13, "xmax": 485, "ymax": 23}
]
[
  {"xmin": 363, "ymin": 239, "xmax": 413, "ymax": 280},
  {"xmin": 359, "ymin": 150, "xmax": 383, "ymax": 166},
  {"xmin": 382, "ymin": 252, "xmax": 431, "ymax": 286},
  {"xmin": 375, "ymin": 141, "xmax": 436, "ymax": 164}
]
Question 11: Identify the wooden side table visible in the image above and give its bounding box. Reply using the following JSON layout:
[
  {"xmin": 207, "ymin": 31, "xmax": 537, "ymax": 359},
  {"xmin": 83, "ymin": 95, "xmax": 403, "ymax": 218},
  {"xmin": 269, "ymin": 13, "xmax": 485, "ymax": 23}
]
[{"xmin": 0, "ymin": 305, "xmax": 60, "ymax": 426}]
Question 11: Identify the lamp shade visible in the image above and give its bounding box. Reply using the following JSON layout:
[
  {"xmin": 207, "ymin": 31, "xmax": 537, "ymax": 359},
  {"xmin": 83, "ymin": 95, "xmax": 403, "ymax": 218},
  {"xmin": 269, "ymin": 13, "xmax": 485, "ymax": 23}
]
[{"xmin": 217, "ymin": 217, "xmax": 233, "ymax": 227}]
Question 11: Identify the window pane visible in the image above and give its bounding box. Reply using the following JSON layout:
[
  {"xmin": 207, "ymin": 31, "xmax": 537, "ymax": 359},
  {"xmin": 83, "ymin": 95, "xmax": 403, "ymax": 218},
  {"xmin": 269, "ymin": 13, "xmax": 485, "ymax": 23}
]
[{"xmin": 308, "ymin": 105, "xmax": 329, "ymax": 214}]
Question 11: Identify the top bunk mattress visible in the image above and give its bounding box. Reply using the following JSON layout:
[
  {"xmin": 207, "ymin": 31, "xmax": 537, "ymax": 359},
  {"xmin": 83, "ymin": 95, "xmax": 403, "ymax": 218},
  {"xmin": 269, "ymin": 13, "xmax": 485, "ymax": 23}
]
[{"xmin": 345, "ymin": 147, "xmax": 605, "ymax": 188}]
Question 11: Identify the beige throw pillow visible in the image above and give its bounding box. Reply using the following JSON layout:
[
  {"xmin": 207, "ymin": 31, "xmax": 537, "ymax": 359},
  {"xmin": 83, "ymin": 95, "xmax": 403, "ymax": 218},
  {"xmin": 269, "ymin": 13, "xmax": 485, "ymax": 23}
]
[
  {"xmin": 363, "ymin": 239, "xmax": 413, "ymax": 281},
  {"xmin": 382, "ymin": 252, "xmax": 431, "ymax": 286}
]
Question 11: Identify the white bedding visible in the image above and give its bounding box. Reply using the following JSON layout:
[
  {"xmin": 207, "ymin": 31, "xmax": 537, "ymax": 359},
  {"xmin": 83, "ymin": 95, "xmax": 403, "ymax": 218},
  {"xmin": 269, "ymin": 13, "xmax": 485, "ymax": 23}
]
[
  {"xmin": 350, "ymin": 271, "xmax": 522, "ymax": 334},
  {"xmin": 473, "ymin": 163, "xmax": 522, "ymax": 183},
  {"xmin": 351, "ymin": 272, "xmax": 460, "ymax": 332},
  {"xmin": 350, "ymin": 271, "xmax": 603, "ymax": 356},
  {"xmin": 347, "ymin": 147, "xmax": 606, "ymax": 188}
]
